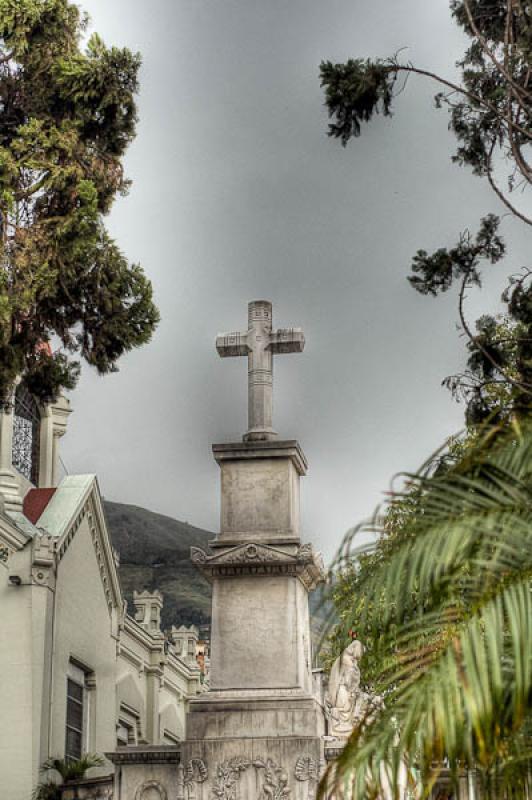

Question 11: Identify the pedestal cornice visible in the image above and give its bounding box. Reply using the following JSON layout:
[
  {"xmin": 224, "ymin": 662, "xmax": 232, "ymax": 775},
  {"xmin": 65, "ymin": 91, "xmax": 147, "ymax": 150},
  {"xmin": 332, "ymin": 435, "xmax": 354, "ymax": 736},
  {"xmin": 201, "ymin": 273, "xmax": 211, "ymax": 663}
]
[
  {"xmin": 191, "ymin": 541, "xmax": 325, "ymax": 591},
  {"xmin": 212, "ymin": 439, "xmax": 308, "ymax": 476}
]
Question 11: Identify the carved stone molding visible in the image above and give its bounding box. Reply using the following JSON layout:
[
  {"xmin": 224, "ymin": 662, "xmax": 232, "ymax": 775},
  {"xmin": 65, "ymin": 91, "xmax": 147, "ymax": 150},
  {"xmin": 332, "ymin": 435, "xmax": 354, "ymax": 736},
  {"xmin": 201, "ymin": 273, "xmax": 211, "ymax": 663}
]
[
  {"xmin": 106, "ymin": 746, "xmax": 179, "ymax": 765},
  {"xmin": 31, "ymin": 533, "xmax": 55, "ymax": 586},
  {"xmin": 191, "ymin": 541, "xmax": 325, "ymax": 591}
]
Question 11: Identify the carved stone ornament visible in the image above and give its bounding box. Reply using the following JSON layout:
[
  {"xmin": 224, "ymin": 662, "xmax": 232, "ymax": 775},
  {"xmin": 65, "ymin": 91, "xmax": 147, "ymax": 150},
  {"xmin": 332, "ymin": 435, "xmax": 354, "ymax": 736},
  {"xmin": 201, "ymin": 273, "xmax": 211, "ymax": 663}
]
[
  {"xmin": 0, "ymin": 545, "xmax": 9, "ymax": 564},
  {"xmin": 211, "ymin": 756, "xmax": 291, "ymax": 800},
  {"xmin": 294, "ymin": 755, "xmax": 319, "ymax": 783},
  {"xmin": 191, "ymin": 542, "xmax": 326, "ymax": 591},
  {"xmin": 211, "ymin": 755, "xmax": 251, "ymax": 799},
  {"xmin": 134, "ymin": 779, "xmax": 168, "ymax": 800},
  {"xmin": 296, "ymin": 543, "xmax": 313, "ymax": 561},
  {"xmin": 190, "ymin": 546, "xmax": 208, "ymax": 564},
  {"xmin": 176, "ymin": 759, "xmax": 208, "ymax": 800},
  {"xmin": 295, "ymin": 756, "xmax": 320, "ymax": 800},
  {"xmin": 253, "ymin": 757, "xmax": 291, "ymax": 799},
  {"xmin": 185, "ymin": 757, "xmax": 208, "ymax": 785}
]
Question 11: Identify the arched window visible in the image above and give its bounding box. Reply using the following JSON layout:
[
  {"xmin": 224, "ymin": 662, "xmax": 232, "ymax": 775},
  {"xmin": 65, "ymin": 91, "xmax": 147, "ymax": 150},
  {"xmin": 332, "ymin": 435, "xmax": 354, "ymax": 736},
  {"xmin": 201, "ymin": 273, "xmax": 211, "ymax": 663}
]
[{"xmin": 12, "ymin": 384, "xmax": 41, "ymax": 485}]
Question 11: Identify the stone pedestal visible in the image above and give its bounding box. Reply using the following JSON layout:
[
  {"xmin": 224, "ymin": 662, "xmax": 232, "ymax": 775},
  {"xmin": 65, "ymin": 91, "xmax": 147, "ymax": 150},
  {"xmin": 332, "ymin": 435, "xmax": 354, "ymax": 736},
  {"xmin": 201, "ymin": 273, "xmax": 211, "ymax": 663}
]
[{"xmin": 184, "ymin": 439, "xmax": 326, "ymax": 799}]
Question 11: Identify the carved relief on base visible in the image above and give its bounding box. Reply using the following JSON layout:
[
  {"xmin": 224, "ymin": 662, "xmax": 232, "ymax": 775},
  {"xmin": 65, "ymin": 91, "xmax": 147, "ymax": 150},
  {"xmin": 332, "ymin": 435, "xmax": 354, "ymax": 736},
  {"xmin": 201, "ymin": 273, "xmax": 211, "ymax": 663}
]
[
  {"xmin": 177, "ymin": 759, "xmax": 208, "ymax": 799},
  {"xmin": 295, "ymin": 756, "xmax": 320, "ymax": 800},
  {"xmin": 210, "ymin": 756, "xmax": 291, "ymax": 800},
  {"xmin": 134, "ymin": 780, "xmax": 168, "ymax": 800}
]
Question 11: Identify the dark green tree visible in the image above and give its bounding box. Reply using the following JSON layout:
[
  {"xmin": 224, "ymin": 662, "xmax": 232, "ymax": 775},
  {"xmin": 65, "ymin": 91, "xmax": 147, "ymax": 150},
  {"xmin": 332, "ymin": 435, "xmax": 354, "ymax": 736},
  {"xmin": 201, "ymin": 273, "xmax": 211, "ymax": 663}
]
[
  {"xmin": 320, "ymin": 1, "xmax": 532, "ymax": 425},
  {"xmin": 0, "ymin": 0, "xmax": 159, "ymax": 403}
]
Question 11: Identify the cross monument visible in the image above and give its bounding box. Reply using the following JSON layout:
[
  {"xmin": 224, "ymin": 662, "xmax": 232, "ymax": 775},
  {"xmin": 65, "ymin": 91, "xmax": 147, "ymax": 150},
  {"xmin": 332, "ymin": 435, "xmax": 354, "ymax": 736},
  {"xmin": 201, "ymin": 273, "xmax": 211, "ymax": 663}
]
[{"xmin": 216, "ymin": 300, "xmax": 305, "ymax": 441}]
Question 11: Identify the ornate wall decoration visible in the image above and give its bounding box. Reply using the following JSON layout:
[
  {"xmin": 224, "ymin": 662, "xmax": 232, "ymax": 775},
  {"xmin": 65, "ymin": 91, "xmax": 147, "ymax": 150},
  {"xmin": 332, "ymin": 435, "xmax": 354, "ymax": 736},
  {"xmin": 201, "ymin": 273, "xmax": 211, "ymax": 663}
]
[
  {"xmin": 211, "ymin": 756, "xmax": 250, "ymax": 799},
  {"xmin": 179, "ymin": 758, "xmax": 208, "ymax": 799},
  {"xmin": 253, "ymin": 758, "xmax": 291, "ymax": 799},
  {"xmin": 210, "ymin": 756, "xmax": 291, "ymax": 800},
  {"xmin": 295, "ymin": 756, "xmax": 319, "ymax": 800},
  {"xmin": 0, "ymin": 545, "xmax": 9, "ymax": 564},
  {"xmin": 134, "ymin": 779, "xmax": 168, "ymax": 800},
  {"xmin": 185, "ymin": 757, "xmax": 208, "ymax": 785}
]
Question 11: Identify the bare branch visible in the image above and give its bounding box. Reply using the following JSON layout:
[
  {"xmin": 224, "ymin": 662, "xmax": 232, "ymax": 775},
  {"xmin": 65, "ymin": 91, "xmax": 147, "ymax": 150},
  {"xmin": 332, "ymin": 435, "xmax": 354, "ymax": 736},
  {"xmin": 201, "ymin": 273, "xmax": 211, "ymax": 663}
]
[{"xmin": 392, "ymin": 64, "xmax": 532, "ymax": 142}]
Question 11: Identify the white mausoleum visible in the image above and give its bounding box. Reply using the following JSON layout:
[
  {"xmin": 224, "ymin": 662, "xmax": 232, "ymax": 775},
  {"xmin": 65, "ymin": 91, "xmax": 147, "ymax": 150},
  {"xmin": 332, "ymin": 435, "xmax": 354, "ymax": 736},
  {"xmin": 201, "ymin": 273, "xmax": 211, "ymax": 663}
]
[{"xmin": 0, "ymin": 385, "xmax": 203, "ymax": 800}]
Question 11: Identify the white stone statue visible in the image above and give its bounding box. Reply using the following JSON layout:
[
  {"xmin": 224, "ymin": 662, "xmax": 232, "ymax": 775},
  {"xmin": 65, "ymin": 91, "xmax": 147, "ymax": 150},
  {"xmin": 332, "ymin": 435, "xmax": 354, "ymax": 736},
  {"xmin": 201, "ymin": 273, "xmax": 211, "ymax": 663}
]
[{"xmin": 325, "ymin": 638, "xmax": 382, "ymax": 739}]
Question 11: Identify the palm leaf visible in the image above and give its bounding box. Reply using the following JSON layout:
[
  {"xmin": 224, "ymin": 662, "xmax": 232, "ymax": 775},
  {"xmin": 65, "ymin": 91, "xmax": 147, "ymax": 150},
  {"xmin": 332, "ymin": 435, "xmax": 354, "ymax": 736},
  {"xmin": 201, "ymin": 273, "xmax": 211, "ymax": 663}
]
[{"xmin": 322, "ymin": 422, "xmax": 532, "ymax": 798}]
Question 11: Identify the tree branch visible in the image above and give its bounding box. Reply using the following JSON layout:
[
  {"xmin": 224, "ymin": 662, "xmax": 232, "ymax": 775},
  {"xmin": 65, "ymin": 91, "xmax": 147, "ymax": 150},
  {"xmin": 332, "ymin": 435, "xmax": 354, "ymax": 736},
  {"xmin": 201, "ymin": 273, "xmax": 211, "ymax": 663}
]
[
  {"xmin": 392, "ymin": 64, "xmax": 532, "ymax": 142},
  {"xmin": 485, "ymin": 140, "xmax": 532, "ymax": 225},
  {"xmin": 458, "ymin": 269, "xmax": 532, "ymax": 394},
  {"xmin": 462, "ymin": 0, "xmax": 532, "ymax": 108}
]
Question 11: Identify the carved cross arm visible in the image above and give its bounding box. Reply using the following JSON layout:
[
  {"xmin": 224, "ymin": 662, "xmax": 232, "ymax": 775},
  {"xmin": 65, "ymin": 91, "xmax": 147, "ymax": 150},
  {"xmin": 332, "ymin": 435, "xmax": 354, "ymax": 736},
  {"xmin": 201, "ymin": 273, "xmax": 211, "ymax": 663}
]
[
  {"xmin": 268, "ymin": 328, "xmax": 305, "ymax": 355},
  {"xmin": 216, "ymin": 332, "xmax": 250, "ymax": 358}
]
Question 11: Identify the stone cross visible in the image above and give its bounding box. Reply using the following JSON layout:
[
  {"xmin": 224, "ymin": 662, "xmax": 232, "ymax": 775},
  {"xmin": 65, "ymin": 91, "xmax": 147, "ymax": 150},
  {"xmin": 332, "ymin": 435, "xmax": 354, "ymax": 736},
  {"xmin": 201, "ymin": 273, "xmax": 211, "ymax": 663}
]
[{"xmin": 216, "ymin": 300, "xmax": 305, "ymax": 441}]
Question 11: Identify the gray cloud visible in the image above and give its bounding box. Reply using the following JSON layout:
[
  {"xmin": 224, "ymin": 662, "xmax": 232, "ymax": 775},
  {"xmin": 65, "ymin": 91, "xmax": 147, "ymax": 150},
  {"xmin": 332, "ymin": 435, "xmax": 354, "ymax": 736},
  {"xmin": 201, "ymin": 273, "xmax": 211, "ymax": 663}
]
[{"xmin": 63, "ymin": 0, "xmax": 531, "ymax": 559}]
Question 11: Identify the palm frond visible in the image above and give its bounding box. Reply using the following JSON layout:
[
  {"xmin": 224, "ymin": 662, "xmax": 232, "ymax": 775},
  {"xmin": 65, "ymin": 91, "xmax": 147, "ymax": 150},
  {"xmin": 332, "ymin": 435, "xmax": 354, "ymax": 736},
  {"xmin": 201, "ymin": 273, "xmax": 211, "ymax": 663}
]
[{"xmin": 323, "ymin": 422, "xmax": 532, "ymax": 798}]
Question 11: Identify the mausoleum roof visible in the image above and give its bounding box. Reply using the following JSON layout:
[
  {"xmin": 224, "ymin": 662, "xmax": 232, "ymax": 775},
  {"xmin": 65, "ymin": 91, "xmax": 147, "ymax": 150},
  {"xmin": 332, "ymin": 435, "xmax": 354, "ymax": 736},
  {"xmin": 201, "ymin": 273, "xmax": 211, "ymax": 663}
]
[
  {"xmin": 23, "ymin": 487, "xmax": 56, "ymax": 525},
  {"xmin": 37, "ymin": 474, "xmax": 97, "ymax": 538}
]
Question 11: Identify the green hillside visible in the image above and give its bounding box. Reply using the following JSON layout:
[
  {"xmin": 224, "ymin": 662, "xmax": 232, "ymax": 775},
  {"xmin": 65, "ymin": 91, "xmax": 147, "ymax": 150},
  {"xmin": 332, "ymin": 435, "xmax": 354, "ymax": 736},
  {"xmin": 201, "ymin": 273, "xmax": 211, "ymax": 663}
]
[
  {"xmin": 103, "ymin": 499, "xmax": 332, "ymax": 637},
  {"xmin": 103, "ymin": 500, "xmax": 213, "ymax": 629}
]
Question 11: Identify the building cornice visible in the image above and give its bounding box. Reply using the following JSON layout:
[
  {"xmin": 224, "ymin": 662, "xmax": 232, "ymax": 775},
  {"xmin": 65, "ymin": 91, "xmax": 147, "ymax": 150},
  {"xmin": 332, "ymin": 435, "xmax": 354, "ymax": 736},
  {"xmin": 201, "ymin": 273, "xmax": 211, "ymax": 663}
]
[
  {"xmin": 106, "ymin": 746, "xmax": 181, "ymax": 765},
  {"xmin": 0, "ymin": 512, "xmax": 32, "ymax": 552}
]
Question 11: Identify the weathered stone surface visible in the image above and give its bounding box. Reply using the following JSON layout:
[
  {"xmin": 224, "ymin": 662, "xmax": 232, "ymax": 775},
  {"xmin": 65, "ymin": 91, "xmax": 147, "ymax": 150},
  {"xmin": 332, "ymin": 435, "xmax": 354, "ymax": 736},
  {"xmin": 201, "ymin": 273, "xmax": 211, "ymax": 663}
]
[
  {"xmin": 209, "ymin": 574, "xmax": 314, "ymax": 692},
  {"xmin": 60, "ymin": 775, "xmax": 114, "ymax": 800},
  {"xmin": 213, "ymin": 440, "xmax": 307, "ymax": 542}
]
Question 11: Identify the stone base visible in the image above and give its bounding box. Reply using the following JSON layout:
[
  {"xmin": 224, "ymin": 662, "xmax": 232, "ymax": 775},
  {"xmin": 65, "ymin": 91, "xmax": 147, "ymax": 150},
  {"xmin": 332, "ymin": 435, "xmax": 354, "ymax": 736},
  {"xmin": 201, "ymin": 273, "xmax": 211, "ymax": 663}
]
[
  {"xmin": 186, "ymin": 693, "xmax": 325, "ymax": 739},
  {"xmin": 106, "ymin": 746, "xmax": 181, "ymax": 800},
  {"xmin": 182, "ymin": 695, "xmax": 324, "ymax": 799},
  {"xmin": 182, "ymin": 737, "xmax": 321, "ymax": 799},
  {"xmin": 60, "ymin": 774, "xmax": 114, "ymax": 800}
]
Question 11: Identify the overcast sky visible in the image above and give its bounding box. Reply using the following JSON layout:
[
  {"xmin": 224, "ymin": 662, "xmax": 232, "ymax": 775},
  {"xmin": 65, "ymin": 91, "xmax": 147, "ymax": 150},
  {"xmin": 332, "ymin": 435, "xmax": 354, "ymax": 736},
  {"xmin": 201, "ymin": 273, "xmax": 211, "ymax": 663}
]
[{"xmin": 63, "ymin": 0, "xmax": 531, "ymax": 560}]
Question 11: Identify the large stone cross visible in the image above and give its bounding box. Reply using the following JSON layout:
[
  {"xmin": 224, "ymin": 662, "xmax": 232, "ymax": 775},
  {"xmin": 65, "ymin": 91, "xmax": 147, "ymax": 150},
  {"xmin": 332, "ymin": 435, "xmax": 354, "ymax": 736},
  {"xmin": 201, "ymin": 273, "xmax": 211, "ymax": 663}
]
[{"xmin": 216, "ymin": 300, "xmax": 305, "ymax": 441}]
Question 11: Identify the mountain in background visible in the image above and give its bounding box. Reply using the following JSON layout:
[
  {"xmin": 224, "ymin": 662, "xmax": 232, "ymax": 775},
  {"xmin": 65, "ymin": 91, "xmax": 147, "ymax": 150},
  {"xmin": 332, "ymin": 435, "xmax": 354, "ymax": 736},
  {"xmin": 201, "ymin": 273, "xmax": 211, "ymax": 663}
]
[
  {"xmin": 103, "ymin": 500, "xmax": 213, "ymax": 630},
  {"xmin": 103, "ymin": 500, "xmax": 331, "ymax": 637}
]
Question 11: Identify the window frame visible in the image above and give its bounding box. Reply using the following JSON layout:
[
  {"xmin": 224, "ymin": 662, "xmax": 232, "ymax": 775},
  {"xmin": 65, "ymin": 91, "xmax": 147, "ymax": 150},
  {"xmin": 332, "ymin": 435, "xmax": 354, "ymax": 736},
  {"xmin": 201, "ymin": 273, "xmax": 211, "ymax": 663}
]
[{"xmin": 65, "ymin": 676, "xmax": 85, "ymax": 761}]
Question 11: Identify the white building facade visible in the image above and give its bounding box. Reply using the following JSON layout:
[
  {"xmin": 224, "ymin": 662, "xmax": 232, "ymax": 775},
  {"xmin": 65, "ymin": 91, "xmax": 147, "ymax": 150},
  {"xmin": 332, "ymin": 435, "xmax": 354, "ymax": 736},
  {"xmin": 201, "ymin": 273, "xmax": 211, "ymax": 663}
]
[{"xmin": 0, "ymin": 388, "xmax": 203, "ymax": 800}]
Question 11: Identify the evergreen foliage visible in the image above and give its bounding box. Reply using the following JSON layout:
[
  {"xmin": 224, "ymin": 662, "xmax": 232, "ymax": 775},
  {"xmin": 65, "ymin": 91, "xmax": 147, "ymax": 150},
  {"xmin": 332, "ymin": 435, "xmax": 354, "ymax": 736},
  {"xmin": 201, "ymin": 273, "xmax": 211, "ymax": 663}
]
[
  {"xmin": 0, "ymin": 0, "xmax": 159, "ymax": 403},
  {"xmin": 320, "ymin": 0, "xmax": 532, "ymax": 425},
  {"xmin": 321, "ymin": 421, "xmax": 532, "ymax": 798}
]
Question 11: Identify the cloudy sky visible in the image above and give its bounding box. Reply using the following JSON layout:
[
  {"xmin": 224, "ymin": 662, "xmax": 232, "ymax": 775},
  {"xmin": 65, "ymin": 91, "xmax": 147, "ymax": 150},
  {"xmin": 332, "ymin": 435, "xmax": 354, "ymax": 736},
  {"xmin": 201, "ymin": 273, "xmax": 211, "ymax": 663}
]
[{"xmin": 63, "ymin": 0, "xmax": 531, "ymax": 560}]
